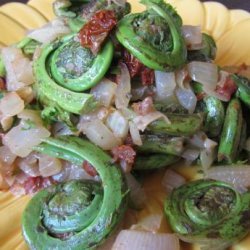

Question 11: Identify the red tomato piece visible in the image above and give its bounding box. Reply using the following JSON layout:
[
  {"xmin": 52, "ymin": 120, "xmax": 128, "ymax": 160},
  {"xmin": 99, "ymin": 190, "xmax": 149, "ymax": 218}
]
[
  {"xmin": 79, "ymin": 10, "xmax": 117, "ymax": 54},
  {"xmin": 111, "ymin": 145, "xmax": 136, "ymax": 165}
]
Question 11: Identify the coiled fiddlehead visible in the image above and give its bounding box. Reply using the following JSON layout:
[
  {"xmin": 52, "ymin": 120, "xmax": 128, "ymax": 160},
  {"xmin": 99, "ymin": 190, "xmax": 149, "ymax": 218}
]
[
  {"xmin": 165, "ymin": 179, "xmax": 250, "ymax": 250},
  {"xmin": 34, "ymin": 34, "xmax": 114, "ymax": 114},
  {"xmin": 116, "ymin": 0, "xmax": 187, "ymax": 71},
  {"xmin": 22, "ymin": 136, "xmax": 128, "ymax": 250}
]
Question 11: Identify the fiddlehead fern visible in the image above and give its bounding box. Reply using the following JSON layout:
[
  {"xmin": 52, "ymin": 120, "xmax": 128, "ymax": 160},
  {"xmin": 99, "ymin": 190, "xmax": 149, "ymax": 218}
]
[
  {"xmin": 165, "ymin": 179, "xmax": 250, "ymax": 250},
  {"xmin": 22, "ymin": 136, "xmax": 128, "ymax": 250},
  {"xmin": 116, "ymin": 0, "xmax": 187, "ymax": 71},
  {"xmin": 34, "ymin": 34, "xmax": 114, "ymax": 114}
]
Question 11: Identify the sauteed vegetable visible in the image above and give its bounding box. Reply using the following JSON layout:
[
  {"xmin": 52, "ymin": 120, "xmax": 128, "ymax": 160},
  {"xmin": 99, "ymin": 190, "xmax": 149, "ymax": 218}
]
[{"xmin": 0, "ymin": 0, "xmax": 250, "ymax": 249}]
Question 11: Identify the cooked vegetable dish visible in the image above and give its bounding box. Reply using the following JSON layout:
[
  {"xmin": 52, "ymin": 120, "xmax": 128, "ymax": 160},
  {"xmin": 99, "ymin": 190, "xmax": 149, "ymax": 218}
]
[{"xmin": 0, "ymin": 0, "xmax": 250, "ymax": 249}]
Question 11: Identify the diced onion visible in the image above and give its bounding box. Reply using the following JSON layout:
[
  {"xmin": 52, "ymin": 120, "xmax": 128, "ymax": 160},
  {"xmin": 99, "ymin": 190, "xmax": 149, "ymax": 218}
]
[
  {"xmin": 16, "ymin": 86, "xmax": 35, "ymax": 104},
  {"xmin": 112, "ymin": 230, "xmax": 180, "ymax": 250},
  {"xmin": 3, "ymin": 120, "xmax": 51, "ymax": 157},
  {"xmin": 133, "ymin": 111, "xmax": 170, "ymax": 132},
  {"xmin": 115, "ymin": 63, "xmax": 131, "ymax": 110},
  {"xmin": 0, "ymin": 92, "xmax": 24, "ymax": 117},
  {"xmin": 129, "ymin": 121, "xmax": 142, "ymax": 146},
  {"xmin": 53, "ymin": 161, "xmax": 95, "ymax": 182},
  {"xmin": 39, "ymin": 155, "xmax": 62, "ymax": 177},
  {"xmin": 206, "ymin": 166, "xmax": 250, "ymax": 192},
  {"xmin": 125, "ymin": 173, "xmax": 147, "ymax": 209},
  {"xmin": 0, "ymin": 145, "xmax": 17, "ymax": 165},
  {"xmin": 106, "ymin": 110, "xmax": 129, "ymax": 140},
  {"xmin": 0, "ymin": 116, "xmax": 14, "ymax": 132},
  {"xmin": 28, "ymin": 18, "xmax": 70, "ymax": 44},
  {"xmin": 18, "ymin": 109, "xmax": 43, "ymax": 125},
  {"xmin": 77, "ymin": 107, "xmax": 110, "ymax": 131},
  {"xmin": 187, "ymin": 61, "xmax": 218, "ymax": 90},
  {"xmin": 91, "ymin": 78, "xmax": 117, "ymax": 107},
  {"xmin": 182, "ymin": 25, "xmax": 202, "ymax": 49},
  {"xmin": 1, "ymin": 47, "xmax": 34, "ymax": 91},
  {"xmin": 162, "ymin": 169, "xmax": 186, "ymax": 194},
  {"xmin": 175, "ymin": 87, "xmax": 197, "ymax": 114},
  {"xmin": 154, "ymin": 71, "xmax": 176, "ymax": 102},
  {"xmin": 82, "ymin": 120, "xmax": 121, "ymax": 150},
  {"xmin": 200, "ymin": 148, "xmax": 216, "ymax": 173},
  {"xmin": 181, "ymin": 148, "xmax": 200, "ymax": 163},
  {"xmin": 189, "ymin": 132, "xmax": 217, "ymax": 150},
  {"xmin": 130, "ymin": 214, "xmax": 164, "ymax": 233},
  {"xmin": 18, "ymin": 153, "xmax": 40, "ymax": 177}
]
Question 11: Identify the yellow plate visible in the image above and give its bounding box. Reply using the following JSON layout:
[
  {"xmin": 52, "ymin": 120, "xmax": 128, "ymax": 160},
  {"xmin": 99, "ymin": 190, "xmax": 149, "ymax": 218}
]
[{"xmin": 0, "ymin": 0, "xmax": 250, "ymax": 249}]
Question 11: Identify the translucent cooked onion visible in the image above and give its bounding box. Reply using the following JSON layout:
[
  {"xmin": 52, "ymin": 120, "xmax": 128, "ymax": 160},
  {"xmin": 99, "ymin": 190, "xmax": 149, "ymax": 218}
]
[
  {"xmin": 1, "ymin": 47, "xmax": 34, "ymax": 91},
  {"xmin": 0, "ymin": 92, "xmax": 24, "ymax": 117},
  {"xmin": 91, "ymin": 78, "xmax": 117, "ymax": 107},
  {"xmin": 175, "ymin": 87, "xmax": 197, "ymax": 114},
  {"xmin": 18, "ymin": 153, "xmax": 40, "ymax": 177},
  {"xmin": 0, "ymin": 145, "xmax": 16, "ymax": 165},
  {"xmin": 206, "ymin": 166, "xmax": 250, "ymax": 192},
  {"xmin": 189, "ymin": 131, "xmax": 217, "ymax": 150},
  {"xmin": 181, "ymin": 148, "xmax": 200, "ymax": 163},
  {"xmin": 162, "ymin": 169, "xmax": 186, "ymax": 194},
  {"xmin": 18, "ymin": 109, "xmax": 43, "ymax": 126},
  {"xmin": 112, "ymin": 230, "xmax": 180, "ymax": 250},
  {"xmin": 0, "ymin": 116, "xmax": 14, "ymax": 132},
  {"xmin": 115, "ymin": 63, "xmax": 131, "ymax": 110},
  {"xmin": 125, "ymin": 173, "xmax": 147, "ymax": 209},
  {"xmin": 133, "ymin": 111, "xmax": 170, "ymax": 132},
  {"xmin": 131, "ymin": 213, "xmax": 164, "ymax": 233},
  {"xmin": 154, "ymin": 71, "xmax": 176, "ymax": 102},
  {"xmin": 175, "ymin": 69, "xmax": 197, "ymax": 113},
  {"xmin": 16, "ymin": 86, "xmax": 35, "ymax": 104},
  {"xmin": 53, "ymin": 161, "xmax": 95, "ymax": 182},
  {"xmin": 77, "ymin": 107, "xmax": 110, "ymax": 131},
  {"xmin": 200, "ymin": 148, "xmax": 216, "ymax": 173},
  {"xmin": 38, "ymin": 154, "xmax": 62, "ymax": 177},
  {"xmin": 129, "ymin": 121, "xmax": 142, "ymax": 146},
  {"xmin": 82, "ymin": 120, "xmax": 121, "ymax": 150},
  {"xmin": 105, "ymin": 110, "xmax": 129, "ymax": 140},
  {"xmin": 28, "ymin": 18, "xmax": 70, "ymax": 44},
  {"xmin": 3, "ymin": 120, "xmax": 51, "ymax": 157},
  {"xmin": 182, "ymin": 25, "xmax": 202, "ymax": 49},
  {"xmin": 187, "ymin": 61, "xmax": 218, "ymax": 90}
]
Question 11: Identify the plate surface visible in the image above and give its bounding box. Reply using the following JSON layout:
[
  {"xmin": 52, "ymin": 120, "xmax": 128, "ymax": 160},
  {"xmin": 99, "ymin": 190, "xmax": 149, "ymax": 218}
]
[{"xmin": 0, "ymin": 0, "xmax": 250, "ymax": 249}]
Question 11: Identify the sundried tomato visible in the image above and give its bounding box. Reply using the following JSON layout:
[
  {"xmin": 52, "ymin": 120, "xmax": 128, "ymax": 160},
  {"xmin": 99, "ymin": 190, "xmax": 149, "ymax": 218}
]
[
  {"xmin": 83, "ymin": 161, "xmax": 98, "ymax": 177},
  {"xmin": 124, "ymin": 50, "xmax": 143, "ymax": 77},
  {"xmin": 0, "ymin": 77, "xmax": 6, "ymax": 90},
  {"xmin": 111, "ymin": 145, "xmax": 136, "ymax": 165},
  {"xmin": 79, "ymin": 10, "xmax": 117, "ymax": 54},
  {"xmin": 123, "ymin": 50, "xmax": 155, "ymax": 85},
  {"xmin": 141, "ymin": 67, "xmax": 155, "ymax": 86}
]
